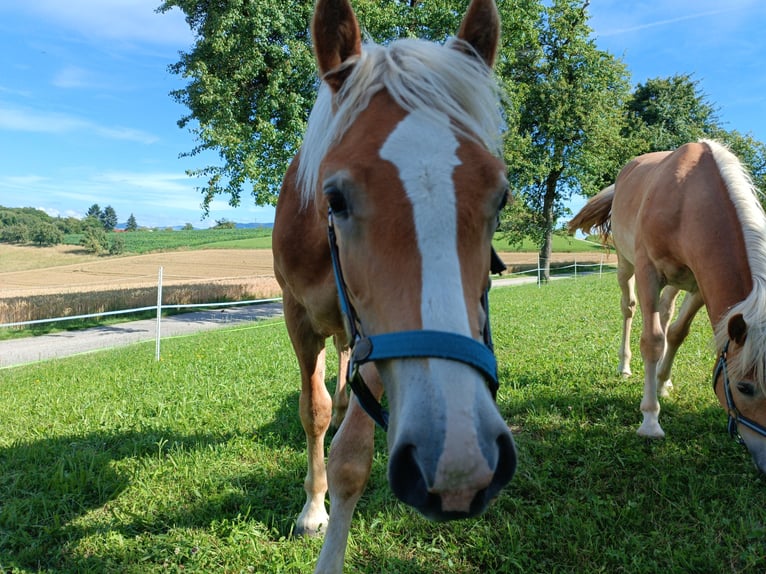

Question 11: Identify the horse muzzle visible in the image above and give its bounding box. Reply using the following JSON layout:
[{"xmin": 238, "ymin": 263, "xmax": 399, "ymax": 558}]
[{"xmin": 383, "ymin": 359, "xmax": 517, "ymax": 520}]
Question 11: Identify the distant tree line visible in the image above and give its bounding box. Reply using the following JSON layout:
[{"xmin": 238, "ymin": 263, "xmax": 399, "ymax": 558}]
[{"xmin": 0, "ymin": 204, "xmax": 141, "ymax": 255}]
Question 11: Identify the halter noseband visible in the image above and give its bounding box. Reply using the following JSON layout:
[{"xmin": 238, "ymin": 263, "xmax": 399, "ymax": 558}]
[
  {"xmin": 713, "ymin": 340, "xmax": 766, "ymax": 443},
  {"xmin": 328, "ymin": 210, "xmax": 505, "ymax": 430}
]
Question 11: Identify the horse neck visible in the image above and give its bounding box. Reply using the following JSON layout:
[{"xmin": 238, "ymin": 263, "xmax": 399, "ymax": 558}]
[{"xmin": 698, "ymin": 256, "xmax": 754, "ymax": 328}]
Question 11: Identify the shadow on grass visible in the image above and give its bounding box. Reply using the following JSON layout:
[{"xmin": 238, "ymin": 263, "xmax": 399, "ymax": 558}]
[{"xmin": 4, "ymin": 371, "xmax": 760, "ymax": 573}]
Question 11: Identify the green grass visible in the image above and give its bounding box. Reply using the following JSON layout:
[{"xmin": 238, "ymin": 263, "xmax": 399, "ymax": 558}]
[
  {"xmin": 491, "ymin": 231, "xmax": 604, "ymax": 253},
  {"xmin": 62, "ymin": 228, "xmax": 273, "ymax": 254},
  {"xmin": 59, "ymin": 227, "xmax": 597, "ymax": 255},
  {"xmin": 1, "ymin": 276, "xmax": 764, "ymax": 573}
]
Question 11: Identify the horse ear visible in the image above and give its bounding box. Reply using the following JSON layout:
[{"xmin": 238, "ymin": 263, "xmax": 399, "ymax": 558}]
[
  {"xmin": 312, "ymin": 0, "xmax": 362, "ymax": 92},
  {"xmin": 455, "ymin": 0, "xmax": 501, "ymax": 68},
  {"xmin": 728, "ymin": 313, "xmax": 748, "ymax": 345}
]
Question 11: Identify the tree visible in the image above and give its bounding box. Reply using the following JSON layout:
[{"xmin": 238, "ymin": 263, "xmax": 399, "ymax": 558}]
[
  {"xmin": 212, "ymin": 218, "xmax": 236, "ymax": 230},
  {"xmin": 621, "ymin": 74, "xmax": 766, "ymax": 208},
  {"xmin": 100, "ymin": 205, "xmax": 118, "ymax": 232},
  {"xmin": 158, "ymin": 0, "xmax": 316, "ymax": 213},
  {"xmin": 0, "ymin": 224, "xmax": 29, "ymax": 244},
  {"xmin": 86, "ymin": 204, "xmax": 102, "ymax": 219},
  {"xmin": 160, "ymin": 0, "xmax": 474, "ymax": 214},
  {"xmin": 30, "ymin": 223, "xmax": 64, "ymax": 246},
  {"xmin": 126, "ymin": 213, "xmax": 138, "ymax": 231},
  {"xmin": 623, "ymin": 74, "xmax": 719, "ymax": 153},
  {"xmin": 109, "ymin": 235, "xmax": 125, "ymax": 255},
  {"xmin": 498, "ymin": 0, "xmax": 631, "ymax": 281},
  {"xmin": 80, "ymin": 227, "xmax": 109, "ymax": 255}
]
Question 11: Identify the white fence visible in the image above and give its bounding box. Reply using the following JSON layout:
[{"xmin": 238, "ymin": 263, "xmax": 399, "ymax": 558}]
[
  {"xmin": 497, "ymin": 254, "xmax": 615, "ymax": 285},
  {"xmin": 0, "ymin": 258, "xmax": 615, "ymax": 362},
  {"xmin": 0, "ymin": 267, "xmax": 283, "ymax": 361},
  {"xmin": 0, "ymin": 257, "xmax": 615, "ymax": 330}
]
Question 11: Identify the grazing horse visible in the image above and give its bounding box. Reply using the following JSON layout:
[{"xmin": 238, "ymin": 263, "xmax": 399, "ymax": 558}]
[
  {"xmin": 568, "ymin": 140, "xmax": 766, "ymax": 473},
  {"xmin": 272, "ymin": 0, "xmax": 517, "ymax": 570}
]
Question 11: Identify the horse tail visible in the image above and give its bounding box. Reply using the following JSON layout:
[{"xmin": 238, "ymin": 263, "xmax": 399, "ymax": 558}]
[{"xmin": 567, "ymin": 184, "xmax": 615, "ymax": 243}]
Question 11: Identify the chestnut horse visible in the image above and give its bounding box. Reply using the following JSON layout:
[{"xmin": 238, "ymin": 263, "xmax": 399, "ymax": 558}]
[
  {"xmin": 272, "ymin": 0, "xmax": 516, "ymax": 570},
  {"xmin": 569, "ymin": 140, "xmax": 766, "ymax": 473}
]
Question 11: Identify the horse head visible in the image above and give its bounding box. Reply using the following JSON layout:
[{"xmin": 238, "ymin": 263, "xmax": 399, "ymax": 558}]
[
  {"xmin": 304, "ymin": 0, "xmax": 516, "ymax": 519},
  {"xmin": 714, "ymin": 313, "xmax": 766, "ymax": 473}
]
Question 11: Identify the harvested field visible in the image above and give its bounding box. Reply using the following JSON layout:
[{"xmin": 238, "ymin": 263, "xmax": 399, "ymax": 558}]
[
  {"xmin": 0, "ymin": 248, "xmax": 277, "ymax": 297},
  {"xmin": 0, "ymin": 244, "xmax": 613, "ymax": 325},
  {"xmin": 0, "ymin": 245, "xmax": 613, "ymax": 296}
]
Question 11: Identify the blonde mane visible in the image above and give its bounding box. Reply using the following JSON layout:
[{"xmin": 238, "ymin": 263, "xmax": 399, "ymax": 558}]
[
  {"xmin": 704, "ymin": 139, "xmax": 766, "ymax": 391},
  {"xmin": 296, "ymin": 36, "xmax": 505, "ymax": 207}
]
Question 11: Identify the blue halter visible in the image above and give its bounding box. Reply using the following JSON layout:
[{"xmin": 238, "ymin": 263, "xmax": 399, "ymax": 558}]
[
  {"xmin": 713, "ymin": 341, "xmax": 766, "ymax": 443},
  {"xmin": 328, "ymin": 210, "xmax": 504, "ymax": 430}
]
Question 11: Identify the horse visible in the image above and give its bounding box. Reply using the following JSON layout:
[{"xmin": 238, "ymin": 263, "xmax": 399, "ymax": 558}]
[
  {"xmin": 568, "ymin": 140, "xmax": 766, "ymax": 474},
  {"xmin": 271, "ymin": 0, "xmax": 517, "ymax": 570}
]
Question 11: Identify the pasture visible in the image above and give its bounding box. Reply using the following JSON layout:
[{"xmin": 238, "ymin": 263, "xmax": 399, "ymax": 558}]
[{"xmin": 1, "ymin": 276, "xmax": 764, "ymax": 572}]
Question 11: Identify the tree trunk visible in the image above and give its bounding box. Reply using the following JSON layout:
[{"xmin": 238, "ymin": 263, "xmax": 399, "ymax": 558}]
[{"xmin": 538, "ymin": 170, "xmax": 560, "ymax": 282}]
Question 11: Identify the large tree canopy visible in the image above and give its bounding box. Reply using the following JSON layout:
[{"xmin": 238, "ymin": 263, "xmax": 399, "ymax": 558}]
[
  {"xmin": 161, "ymin": 0, "xmax": 765, "ymax": 252},
  {"xmin": 159, "ymin": 0, "xmax": 471, "ymax": 213},
  {"xmin": 497, "ymin": 0, "xmax": 631, "ymax": 280}
]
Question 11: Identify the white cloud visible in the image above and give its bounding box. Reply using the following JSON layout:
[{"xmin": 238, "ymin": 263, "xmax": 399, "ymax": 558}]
[
  {"xmin": 0, "ymin": 105, "xmax": 158, "ymax": 144},
  {"xmin": 52, "ymin": 66, "xmax": 102, "ymax": 89},
  {"xmin": 1, "ymin": 0, "xmax": 193, "ymax": 47}
]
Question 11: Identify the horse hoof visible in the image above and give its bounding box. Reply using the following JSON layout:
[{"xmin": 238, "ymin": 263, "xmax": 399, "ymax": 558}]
[
  {"xmin": 636, "ymin": 424, "xmax": 665, "ymax": 439},
  {"xmin": 658, "ymin": 380, "xmax": 673, "ymax": 397},
  {"xmin": 294, "ymin": 523, "xmax": 326, "ymax": 538}
]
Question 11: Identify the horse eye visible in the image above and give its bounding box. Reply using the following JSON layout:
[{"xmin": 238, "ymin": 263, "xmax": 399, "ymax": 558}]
[
  {"xmin": 325, "ymin": 188, "xmax": 349, "ymax": 217},
  {"xmin": 498, "ymin": 188, "xmax": 509, "ymax": 212},
  {"xmin": 737, "ymin": 381, "xmax": 756, "ymax": 397}
]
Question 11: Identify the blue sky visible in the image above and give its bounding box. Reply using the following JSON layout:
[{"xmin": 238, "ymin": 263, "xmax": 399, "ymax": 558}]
[{"xmin": 0, "ymin": 1, "xmax": 764, "ymax": 228}]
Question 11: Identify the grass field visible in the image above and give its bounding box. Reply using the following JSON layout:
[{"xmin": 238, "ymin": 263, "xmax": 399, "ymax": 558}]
[{"xmin": 1, "ymin": 275, "xmax": 764, "ymax": 573}]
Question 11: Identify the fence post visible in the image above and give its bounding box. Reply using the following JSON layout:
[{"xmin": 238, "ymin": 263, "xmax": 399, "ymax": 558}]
[
  {"xmin": 155, "ymin": 266, "xmax": 163, "ymax": 361},
  {"xmin": 537, "ymin": 254, "xmax": 541, "ymax": 287}
]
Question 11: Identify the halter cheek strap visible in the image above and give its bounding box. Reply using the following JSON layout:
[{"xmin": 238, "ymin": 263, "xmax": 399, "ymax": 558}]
[
  {"xmin": 713, "ymin": 341, "xmax": 766, "ymax": 443},
  {"xmin": 328, "ymin": 210, "xmax": 504, "ymax": 431}
]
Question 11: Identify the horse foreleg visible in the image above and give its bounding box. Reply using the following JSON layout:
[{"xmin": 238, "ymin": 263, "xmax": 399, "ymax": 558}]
[
  {"xmin": 314, "ymin": 364, "xmax": 380, "ymax": 574},
  {"xmin": 635, "ymin": 263, "xmax": 666, "ymax": 438},
  {"xmin": 617, "ymin": 260, "xmax": 636, "ymax": 377},
  {"xmin": 656, "ymin": 286, "xmax": 681, "ymax": 396},
  {"xmin": 295, "ymin": 342, "xmax": 333, "ymax": 537},
  {"xmin": 330, "ymin": 334, "xmax": 350, "ymax": 430},
  {"xmin": 657, "ymin": 290, "xmax": 704, "ymax": 396}
]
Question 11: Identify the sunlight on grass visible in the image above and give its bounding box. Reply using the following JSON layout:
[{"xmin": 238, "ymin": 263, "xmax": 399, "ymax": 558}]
[{"xmin": 1, "ymin": 277, "xmax": 765, "ymax": 573}]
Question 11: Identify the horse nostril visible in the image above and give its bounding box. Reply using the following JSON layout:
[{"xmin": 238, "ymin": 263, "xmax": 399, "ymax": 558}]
[
  {"xmin": 388, "ymin": 444, "xmax": 430, "ymax": 509},
  {"xmin": 488, "ymin": 431, "xmax": 517, "ymax": 497}
]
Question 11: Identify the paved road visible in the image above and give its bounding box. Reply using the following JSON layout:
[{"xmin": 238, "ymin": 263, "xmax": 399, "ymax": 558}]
[
  {"xmin": 0, "ymin": 303, "xmax": 284, "ymax": 369},
  {"xmin": 0, "ymin": 275, "xmax": 561, "ymax": 370}
]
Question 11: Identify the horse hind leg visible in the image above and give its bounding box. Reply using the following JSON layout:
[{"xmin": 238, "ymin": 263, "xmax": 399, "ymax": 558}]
[
  {"xmin": 617, "ymin": 259, "xmax": 636, "ymax": 377},
  {"xmin": 635, "ymin": 263, "xmax": 666, "ymax": 438},
  {"xmin": 656, "ymin": 286, "xmax": 681, "ymax": 396},
  {"xmin": 657, "ymin": 290, "xmax": 704, "ymax": 397},
  {"xmin": 330, "ymin": 334, "xmax": 350, "ymax": 430}
]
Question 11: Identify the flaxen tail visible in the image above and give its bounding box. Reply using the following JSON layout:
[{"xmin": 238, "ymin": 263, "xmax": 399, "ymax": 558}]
[{"xmin": 567, "ymin": 184, "xmax": 615, "ymax": 243}]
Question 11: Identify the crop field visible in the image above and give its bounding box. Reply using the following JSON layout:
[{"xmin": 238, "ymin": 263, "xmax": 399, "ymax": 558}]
[
  {"xmin": 62, "ymin": 228, "xmax": 274, "ymax": 254},
  {"xmin": 0, "ymin": 232, "xmax": 609, "ymax": 328},
  {"xmin": 1, "ymin": 275, "xmax": 764, "ymax": 573}
]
